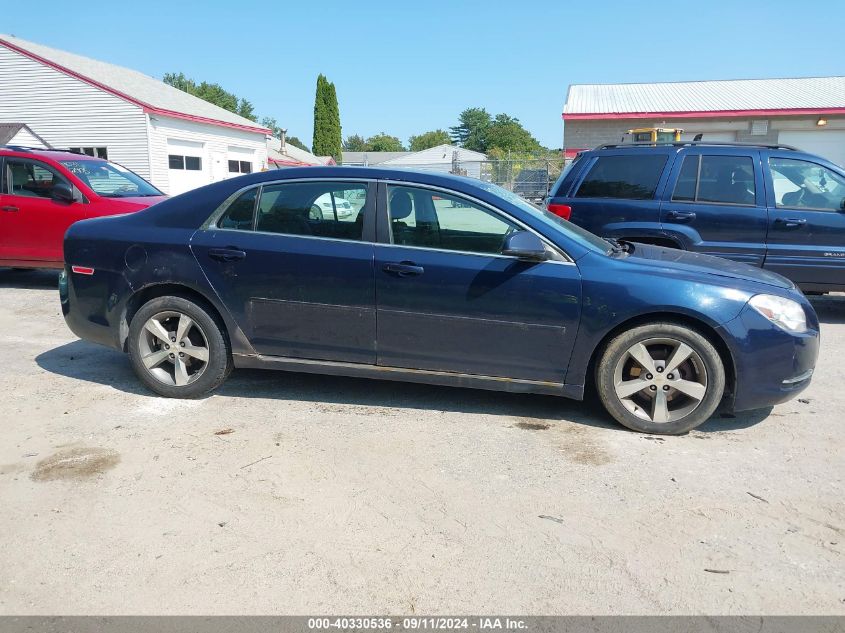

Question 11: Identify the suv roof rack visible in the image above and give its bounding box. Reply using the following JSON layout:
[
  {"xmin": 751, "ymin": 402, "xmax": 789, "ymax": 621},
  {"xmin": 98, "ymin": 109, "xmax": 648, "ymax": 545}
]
[{"xmin": 595, "ymin": 141, "xmax": 798, "ymax": 151}]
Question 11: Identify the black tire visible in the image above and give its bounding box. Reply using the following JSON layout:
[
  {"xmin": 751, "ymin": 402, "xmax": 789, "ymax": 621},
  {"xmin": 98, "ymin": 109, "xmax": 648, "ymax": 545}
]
[
  {"xmin": 127, "ymin": 295, "xmax": 232, "ymax": 398},
  {"xmin": 595, "ymin": 322, "xmax": 725, "ymax": 435}
]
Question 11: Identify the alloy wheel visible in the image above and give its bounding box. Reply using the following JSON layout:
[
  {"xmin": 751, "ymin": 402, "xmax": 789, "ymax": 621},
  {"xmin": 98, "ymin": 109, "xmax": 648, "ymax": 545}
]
[
  {"xmin": 138, "ymin": 311, "xmax": 210, "ymax": 387},
  {"xmin": 612, "ymin": 337, "xmax": 708, "ymax": 424}
]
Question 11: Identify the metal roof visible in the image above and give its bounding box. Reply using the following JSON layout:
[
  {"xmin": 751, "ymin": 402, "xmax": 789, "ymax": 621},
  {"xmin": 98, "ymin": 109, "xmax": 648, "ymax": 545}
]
[
  {"xmin": 564, "ymin": 77, "xmax": 845, "ymax": 118},
  {"xmin": 0, "ymin": 35, "xmax": 270, "ymax": 133},
  {"xmin": 0, "ymin": 122, "xmax": 51, "ymax": 147}
]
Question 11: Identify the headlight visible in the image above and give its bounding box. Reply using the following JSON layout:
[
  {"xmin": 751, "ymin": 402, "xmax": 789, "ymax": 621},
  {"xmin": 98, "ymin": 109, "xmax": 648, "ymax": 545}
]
[{"xmin": 748, "ymin": 294, "xmax": 807, "ymax": 333}]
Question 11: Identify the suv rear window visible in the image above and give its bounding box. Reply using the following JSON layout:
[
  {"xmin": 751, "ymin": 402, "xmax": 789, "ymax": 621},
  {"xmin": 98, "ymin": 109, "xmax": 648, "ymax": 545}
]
[{"xmin": 575, "ymin": 155, "xmax": 666, "ymax": 200}]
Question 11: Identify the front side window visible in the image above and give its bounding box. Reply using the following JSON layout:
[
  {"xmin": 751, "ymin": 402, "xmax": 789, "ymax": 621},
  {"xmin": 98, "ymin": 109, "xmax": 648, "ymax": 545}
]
[
  {"xmin": 254, "ymin": 181, "xmax": 367, "ymax": 241},
  {"xmin": 5, "ymin": 159, "xmax": 70, "ymax": 199},
  {"xmin": 575, "ymin": 155, "xmax": 667, "ymax": 200},
  {"xmin": 671, "ymin": 155, "xmax": 756, "ymax": 206},
  {"xmin": 61, "ymin": 160, "xmax": 162, "ymax": 197},
  {"xmin": 770, "ymin": 157, "xmax": 845, "ymax": 212},
  {"xmin": 387, "ymin": 185, "xmax": 518, "ymax": 256}
]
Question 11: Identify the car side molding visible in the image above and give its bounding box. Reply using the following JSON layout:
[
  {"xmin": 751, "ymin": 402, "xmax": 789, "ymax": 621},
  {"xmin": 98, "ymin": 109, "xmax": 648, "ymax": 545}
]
[{"xmin": 232, "ymin": 353, "xmax": 585, "ymax": 399}]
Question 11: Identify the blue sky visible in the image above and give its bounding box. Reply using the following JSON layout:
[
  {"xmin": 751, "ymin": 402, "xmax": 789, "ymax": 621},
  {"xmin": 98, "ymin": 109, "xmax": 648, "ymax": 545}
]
[{"xmin": 5, "ymin": 0, "xmax": 845, "ymax": 149}]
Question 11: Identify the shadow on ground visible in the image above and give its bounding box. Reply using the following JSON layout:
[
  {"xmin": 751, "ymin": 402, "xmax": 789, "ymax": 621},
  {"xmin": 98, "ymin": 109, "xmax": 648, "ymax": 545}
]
[
  {"xmin": 37, "ymin": 339, "xmax": 771, "ymax": 434},
  {"xmin": 809, "ymin": 295, "xmax": 845, "ymax": 325},
  {"xmin": 0, "ymin": 268, "xmax": 60, "ymax": 289}
]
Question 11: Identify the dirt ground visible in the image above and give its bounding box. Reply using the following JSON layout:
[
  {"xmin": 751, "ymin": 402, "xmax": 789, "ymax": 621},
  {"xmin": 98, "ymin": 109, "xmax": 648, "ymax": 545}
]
[{"xmin": 0, "ymin": 269, "xmax": 842, "ymax": 615}]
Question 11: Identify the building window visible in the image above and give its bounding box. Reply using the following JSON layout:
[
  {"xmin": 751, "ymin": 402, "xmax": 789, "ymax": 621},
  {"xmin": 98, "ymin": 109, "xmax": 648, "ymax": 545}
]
[
  {"xmin": 169, "ymin": 154, "xmax": 202, "ymax": 171},
  {"xmin": 69, "ymin": 146, "xmax": 108, "ymax": 159},
  {"xmin": 228, "ymin": 160, "xmax": 253, "ymax": 174}
]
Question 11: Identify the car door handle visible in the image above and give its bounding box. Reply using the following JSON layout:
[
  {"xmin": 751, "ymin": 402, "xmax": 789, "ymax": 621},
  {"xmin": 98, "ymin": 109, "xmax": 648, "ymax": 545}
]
[
  {"xmin": 0, "ymin": 205, "xmax": 19, "ymax": 212},
  {"xmin": 774, "ymin": 217, "xmax": 807, "ymax": 228},
  {"xmin": 382, "ymin": 262, "xmax": 424, "ymax": 277},
  {"xmin": 666, "ymin": 210, "xmax": 696, "ymax": 221},
  {"xmin": 208, "ymin": 247, "xmax": 247, "ymax": 262}
]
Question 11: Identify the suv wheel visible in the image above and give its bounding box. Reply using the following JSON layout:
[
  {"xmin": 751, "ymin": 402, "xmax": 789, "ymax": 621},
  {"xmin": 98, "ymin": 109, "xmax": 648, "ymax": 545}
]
[
  {"xmin": 595, "ymin": 322, "xmax": 725, "ymax": 434},
  {"xmin": 128, "ymin": 295, "xmax": 232, "ymax": 398}
]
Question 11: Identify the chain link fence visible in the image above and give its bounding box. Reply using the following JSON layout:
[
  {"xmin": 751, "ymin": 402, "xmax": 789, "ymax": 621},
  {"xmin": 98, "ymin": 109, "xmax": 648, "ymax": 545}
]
[{"xmin": 346, "ymin": 151, "xmax": 566, "ymax": 204}]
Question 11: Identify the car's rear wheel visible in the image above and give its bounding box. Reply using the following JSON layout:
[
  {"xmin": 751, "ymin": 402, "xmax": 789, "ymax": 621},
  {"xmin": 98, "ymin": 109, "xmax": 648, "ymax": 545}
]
[
  {"xmin": 128, "ymin": 295, "xmax": 232, "ymax": 398},
  {"xmin": 595, "ymin": 322, "xmax": 725, "ymax": 434}
]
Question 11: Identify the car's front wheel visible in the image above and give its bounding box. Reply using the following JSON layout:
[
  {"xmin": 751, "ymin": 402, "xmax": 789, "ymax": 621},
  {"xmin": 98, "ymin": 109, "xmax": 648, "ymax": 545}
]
[
  {"xmin": 128, "ymin": 295, "xmax": 232, "ymax": 398},
  {"xmin": 595, "ymin": 322, "xmax": 725, "ymax": 434}
]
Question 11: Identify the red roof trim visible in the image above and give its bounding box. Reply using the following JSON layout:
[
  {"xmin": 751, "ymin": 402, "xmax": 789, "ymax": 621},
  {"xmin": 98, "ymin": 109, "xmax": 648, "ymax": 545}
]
[
  {"xmin": 563, "ymin": 107, "xmax": 845, "ymax": 121},
  {"xmin": 0, "ymin": 37, "xmax": 271, "ymax": 135},
  {"xmin": 268, "ymin": 157, "xmax": 312, "ymax": 166},
  {"xmin": 564, "ymin": 148, "xmax": 587, "ymax": 158}
]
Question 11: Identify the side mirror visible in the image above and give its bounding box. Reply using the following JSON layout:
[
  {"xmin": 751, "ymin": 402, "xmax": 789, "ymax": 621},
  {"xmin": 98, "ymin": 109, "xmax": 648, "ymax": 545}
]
[
  {"xmin": 502, "ymin": 230, "xmax": 549, "ymax": 261},
  {"xmin": 51, "ymin": 183, "xmax": 75, "ymax": 203}
]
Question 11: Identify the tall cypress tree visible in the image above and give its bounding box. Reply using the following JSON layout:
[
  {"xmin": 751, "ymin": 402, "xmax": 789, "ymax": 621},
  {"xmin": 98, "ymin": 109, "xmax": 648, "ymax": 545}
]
[{"xmin": 312, "ymin": 74, "xmax": 342, "ymax": 162}]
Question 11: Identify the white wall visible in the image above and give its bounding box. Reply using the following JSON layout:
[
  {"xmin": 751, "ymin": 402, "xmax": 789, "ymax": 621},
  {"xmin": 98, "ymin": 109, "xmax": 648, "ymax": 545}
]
[
  {"xmin": 9, "ymin": 127, "xmax": 49, "ymax": 148},
  {"xmin": 147, "ymin": 115, "xmax": 268, "ymax": 195},
  {"xmin": 0, "ymin": 44, "xmax": 150, "ymax": 177}
]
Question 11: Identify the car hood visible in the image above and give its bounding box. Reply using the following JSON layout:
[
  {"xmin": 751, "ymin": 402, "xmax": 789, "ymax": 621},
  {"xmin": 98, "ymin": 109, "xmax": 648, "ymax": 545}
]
[
  {"xmin": 626, "ymin": 242, "xmax": 794, "ymax": 290},
  {"xmin": 91, "ymin": 195, "xmax": 168, "ymax": 215}
]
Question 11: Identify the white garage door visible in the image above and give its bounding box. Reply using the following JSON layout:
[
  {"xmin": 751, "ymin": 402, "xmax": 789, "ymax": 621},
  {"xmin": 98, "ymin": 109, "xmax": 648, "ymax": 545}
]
[
  {"xmin": 778, "ymin": 130, "xmax": 845, "ymax": 167},
  {"xmin": 166, "ymin": 138, "xmax": 209, "ymax": 195}
]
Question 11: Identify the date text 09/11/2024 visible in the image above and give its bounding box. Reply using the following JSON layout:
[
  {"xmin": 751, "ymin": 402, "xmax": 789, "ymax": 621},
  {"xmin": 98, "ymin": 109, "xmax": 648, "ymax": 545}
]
[{"xmin": 307, "ymin": 617, "xmax": 528, "ymax": 630}]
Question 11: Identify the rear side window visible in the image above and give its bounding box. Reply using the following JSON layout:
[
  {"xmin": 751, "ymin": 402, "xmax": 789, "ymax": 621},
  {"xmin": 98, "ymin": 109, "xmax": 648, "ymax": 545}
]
[
  {"xmin": 575, "ymin": 155, "xmax": 666, "ymax": 200},
  {"xmin": 672, "ymin": 155, "xmax": 756, "ymax": 206},
  {"xmin": 218, "ymin": 187, "xmax": 258, "ymax": 230},
  {"xmin": 255, "ymin": 181, "xmax": 367, "ymax": 241}
]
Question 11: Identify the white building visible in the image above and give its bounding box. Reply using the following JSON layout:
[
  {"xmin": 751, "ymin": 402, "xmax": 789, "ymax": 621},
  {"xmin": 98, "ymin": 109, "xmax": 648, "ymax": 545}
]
[
  {"xmin": 564, "ymin": 77, "xmax": 845, "ymax": 166},
  {"xmin": 0, "ymin": 34, "xmax": 273, "ymax": 195},
  {"xmin": 343, "ymin": 144, "xmax": 488, "ymax": 179},
  {"xmin": 0, "ymin": 123, "xmax": 50, "ymax": 148}
]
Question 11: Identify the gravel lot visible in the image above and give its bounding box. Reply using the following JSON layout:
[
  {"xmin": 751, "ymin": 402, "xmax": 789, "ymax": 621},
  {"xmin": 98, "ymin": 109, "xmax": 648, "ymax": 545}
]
[{"xmin": 0, "ymin": 269, "xmax": 842, "ymax": 615}]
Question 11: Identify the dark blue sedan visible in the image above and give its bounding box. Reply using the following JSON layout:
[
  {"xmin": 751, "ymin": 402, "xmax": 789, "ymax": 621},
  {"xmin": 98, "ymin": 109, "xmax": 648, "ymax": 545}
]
[{"xmin": 60, "ymin": 167, "xmax": 819, "ymax": 434}]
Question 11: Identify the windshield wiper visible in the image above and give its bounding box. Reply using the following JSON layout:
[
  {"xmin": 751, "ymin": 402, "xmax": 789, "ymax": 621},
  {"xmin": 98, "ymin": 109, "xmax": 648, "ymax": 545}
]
[{"xmin": 604, "ymin": 237, "xmax": 632, "ymax": 255}]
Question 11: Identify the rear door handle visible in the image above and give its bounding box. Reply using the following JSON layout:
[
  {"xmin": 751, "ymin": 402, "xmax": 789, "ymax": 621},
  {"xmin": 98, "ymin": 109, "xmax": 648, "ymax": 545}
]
[
  {"xmin": 208, "ymin": 247, "xmax": 246, "ymax": 262},
  {"xmin": 774, "ymin": 217, "xmax": 807, "ymax": 228},
  {"xmin": 383, "ymin": 261, "xmax": 424, "ymax": 277},
  {"xmin": 0, "ymin": 205, "xmax": 19, "ymax": 212},
  {"xmin": 666, "ymin": 210, "xmax": 696, "ymax": 221}
]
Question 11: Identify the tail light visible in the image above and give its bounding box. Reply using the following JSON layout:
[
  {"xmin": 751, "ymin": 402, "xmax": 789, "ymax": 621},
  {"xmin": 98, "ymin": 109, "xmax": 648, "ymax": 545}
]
[{"xmin": 547, "ymin": 203, "xmax": 572, "ymax": 220}]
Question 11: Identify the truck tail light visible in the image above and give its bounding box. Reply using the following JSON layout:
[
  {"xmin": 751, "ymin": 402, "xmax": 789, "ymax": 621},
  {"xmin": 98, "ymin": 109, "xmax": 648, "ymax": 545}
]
[{"xmin": 547, "ymin": 203, "xmax": 572, "ymax": 220}]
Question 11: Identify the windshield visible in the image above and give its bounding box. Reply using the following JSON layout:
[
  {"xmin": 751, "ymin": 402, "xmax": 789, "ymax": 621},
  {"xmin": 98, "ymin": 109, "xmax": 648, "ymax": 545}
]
[
  {"xmin": 475, "ymin": 180, "xmax": 611, "ymax": 253},
  {"xmin": 61, "ymin": 160, "xmax": 163, "ymax": 197}
]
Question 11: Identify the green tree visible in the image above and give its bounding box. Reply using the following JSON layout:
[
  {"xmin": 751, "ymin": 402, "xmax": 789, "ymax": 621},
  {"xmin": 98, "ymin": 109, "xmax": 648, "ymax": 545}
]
[
  {"xmin": 408, "ymin": 129, "xmax": 451, "ymax": 151},
  {"xmin": 312, "ymin": 74, "xmax": 342, "ymax": 162},
  {"xmin": 163, "ymin": 72, "xmax": 257, "ymax": 122},
  {"xmin": 449, "ymin": 107, "xmax": 492, "ymax": 152},
  {"xmin": 287, "ymin": 136, "xmax": 310, "ymax": 152},
  {"xmin": 343, "ymin": 134, "xmax": 369, "ymax": 152},
  {"xmin": 485, "ymin": 114, "xmax": 542, "ymax": 154},
  {"xmin": 365, "ymin": 133, "xmax": 405, "ymax": 152}
]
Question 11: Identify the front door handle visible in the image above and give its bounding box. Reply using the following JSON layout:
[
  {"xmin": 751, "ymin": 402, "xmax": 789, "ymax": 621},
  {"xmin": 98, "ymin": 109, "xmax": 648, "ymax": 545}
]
[
  {"xmin": 774, "ymin": 217, "xmax": 807, "ymax": 228},
  {"xmin": 0, "ymin": 205, "xmax": 19, "ymax": 212},
  {"xmin": 666, "ymin": 209, "xmax": 697, "ymax": 221},
  {"xmin": 383, "ymin": 261, "xmax": 424, "ymax": 277},
  {"xmin": 208, "ymin": 247, "xmax": 247, "ymax": 262}
]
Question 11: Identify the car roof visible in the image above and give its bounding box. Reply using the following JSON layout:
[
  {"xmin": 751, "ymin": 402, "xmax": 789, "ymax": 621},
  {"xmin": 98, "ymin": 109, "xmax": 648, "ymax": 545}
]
[
  {"xmin": 0, "ymin": 146, "xmax": 107, "ymax": 162},
  {"xmin": 206, "ymin": 166, "xmax": 499, "ymax": 198}
]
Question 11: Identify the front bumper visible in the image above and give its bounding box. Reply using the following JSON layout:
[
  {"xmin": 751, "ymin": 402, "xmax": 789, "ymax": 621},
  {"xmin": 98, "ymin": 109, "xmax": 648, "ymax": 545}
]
[{"xmin": 718, "ymin": 303, "xmax": 819, "ymax": 412}]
